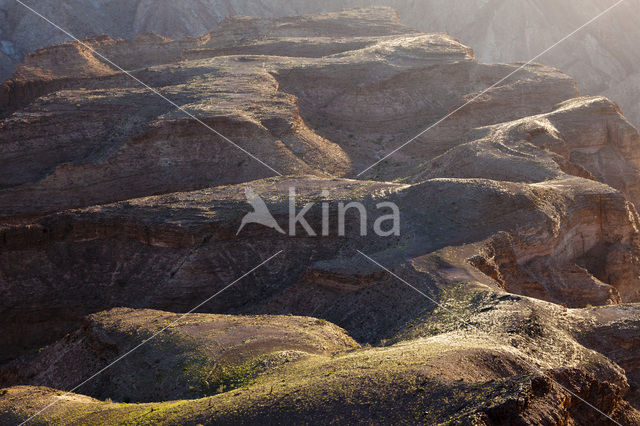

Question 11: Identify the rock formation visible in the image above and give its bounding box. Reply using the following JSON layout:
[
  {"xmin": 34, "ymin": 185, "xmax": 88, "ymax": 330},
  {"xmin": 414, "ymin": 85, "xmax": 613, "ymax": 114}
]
[
  {"xmin": 1, "ymin": 7, "xmax": 640, "ymax": 425},
  {"xmin": 3, "ymin": 0, "xmax": 640, "ymax": 130}
]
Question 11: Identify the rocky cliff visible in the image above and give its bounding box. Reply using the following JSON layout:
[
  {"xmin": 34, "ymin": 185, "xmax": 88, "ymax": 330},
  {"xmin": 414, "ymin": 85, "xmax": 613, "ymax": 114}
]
[
  {"xmin": 3, "ymin": 0, "xmax": 640, "ymax": 129},
  {"xmin": 1, "ymin": 7, "xmax": 640, "ymax": 425}
]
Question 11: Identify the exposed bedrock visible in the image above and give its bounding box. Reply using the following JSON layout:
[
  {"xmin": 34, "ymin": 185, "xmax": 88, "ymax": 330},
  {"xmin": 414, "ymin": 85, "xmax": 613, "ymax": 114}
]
[
  {"xmin": 3, "ymin": 173, "xmax": 640, "ymax": 360},
  {"xmin": 468, "ymin": 183, "xmax": 640, "ymax": 308},
  {"xmin": 0, "ymin": 308, "xmax": 358, "ymax": 403},
  {"xmin": 0, "ymin": 8, "xmax": 586, "ymax": 217},
  {"xmin": 0, "ymin": 177, "xmax": 402, "ymax": 361}
]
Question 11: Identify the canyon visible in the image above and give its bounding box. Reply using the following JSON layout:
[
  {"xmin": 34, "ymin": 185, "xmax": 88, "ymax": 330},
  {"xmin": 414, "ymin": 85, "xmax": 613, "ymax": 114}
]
[
  {"xmin": 1, "ymin": 6, "xmax": 640, "ymax": 425},
  {"xmin": 2, "ymin": 0, "xmax": 640, "ymax": 129}
]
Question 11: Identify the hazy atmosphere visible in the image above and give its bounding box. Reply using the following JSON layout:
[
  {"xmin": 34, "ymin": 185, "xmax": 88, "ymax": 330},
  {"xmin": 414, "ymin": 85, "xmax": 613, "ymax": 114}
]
[{"xmin": 1, "ymin": 1, "xmax": 640, "ymax": 424}]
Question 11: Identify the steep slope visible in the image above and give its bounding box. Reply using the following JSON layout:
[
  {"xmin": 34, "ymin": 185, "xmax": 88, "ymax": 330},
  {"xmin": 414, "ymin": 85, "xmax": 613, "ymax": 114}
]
[
  {"xmin": 0, "ymin": 8, "xmax": 582, "ymax": 218},
  {"xmin": 2, "ymin": 171, "xmax": 640, "ymax": 360},
  {"xmin": 0, "ymin": 308, "xmax": 358, "ymax": 402},
  {"xmin": 3, "ymin": 294, "xmax": 640, "ymax": 424},
  {"xmin": 3, "ymin": 1, "xmax": 640, "ymax": 129}
]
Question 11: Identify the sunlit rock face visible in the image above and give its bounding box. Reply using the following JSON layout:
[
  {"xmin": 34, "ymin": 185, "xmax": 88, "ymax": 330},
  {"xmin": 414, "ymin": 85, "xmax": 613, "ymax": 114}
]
[{"xmin": 3, "ymin": 0, "xmax": 640, "ymax": 129}]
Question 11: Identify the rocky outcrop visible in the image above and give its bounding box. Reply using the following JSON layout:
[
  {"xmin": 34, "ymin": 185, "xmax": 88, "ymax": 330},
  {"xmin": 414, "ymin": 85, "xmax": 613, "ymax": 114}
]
[
  {"xmin": 0, "ymin": 176, "xmax": 403, "ymax": 360},
  {"xmin": 570, "ymin": 305, "xmax": 640, "ymax": 409},
  {"xmin": 412, "ymin": 97, "xmax": 640, "ymax": 205},
  {"xmin": 465, "ymin": 178, "xmax": 640, "ymax": 308},
  {"xmin": 0, "ymin": 7, "xmax": 581, "ymax": 217},
  {"xmin": 3, "ymin": 174, "xmax": 640, "ymax": 355},
  {"xmin": 0, "ymin": 308, "xmax": 358, "ymax": 402},
  {"xmin": 4, "ymin": 1, "xmax": 640, "ymax": 131},
  {"xmin": 3, "ymin": 291, "xmax": 640, "ymax": 424}
]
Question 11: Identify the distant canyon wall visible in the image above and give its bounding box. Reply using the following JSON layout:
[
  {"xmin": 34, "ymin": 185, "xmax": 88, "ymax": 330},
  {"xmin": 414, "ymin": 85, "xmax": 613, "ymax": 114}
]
[{"xmin": 2, "ymin": 0, "xmax": 640, "ymax": 125}]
